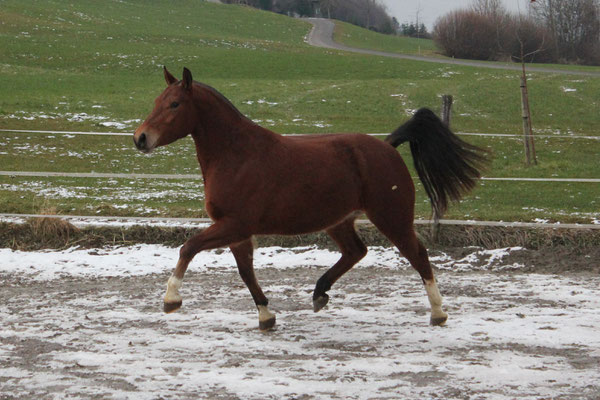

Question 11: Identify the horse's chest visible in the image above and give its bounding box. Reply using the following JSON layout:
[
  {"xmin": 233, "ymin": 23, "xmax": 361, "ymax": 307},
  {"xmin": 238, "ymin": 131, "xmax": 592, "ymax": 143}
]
[
  {"xmin": 205, "ymin": 199, "xmax": 225, "ymax": 221},
  {"xmin": 203, "ymin": 179, "xmax": 245, "ymax": 221}
]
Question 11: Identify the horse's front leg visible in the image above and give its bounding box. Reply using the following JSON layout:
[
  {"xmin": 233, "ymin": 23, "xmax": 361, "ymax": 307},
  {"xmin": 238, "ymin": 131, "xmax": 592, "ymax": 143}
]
[
  {"xmin": 230, "ymin": 238, "xmax": 276, "ymax": 331},
  {"xmin": 163, "ymin": 220, "xmax": 248, "ymax": 314}
]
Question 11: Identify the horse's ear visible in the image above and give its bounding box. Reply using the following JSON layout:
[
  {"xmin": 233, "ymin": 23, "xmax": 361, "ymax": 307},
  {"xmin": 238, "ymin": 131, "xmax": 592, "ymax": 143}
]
[
  {"xmin": 164, "ymin": 66, "xmax": 177, "ymax": 86},
  {"xmin": 182, "ymin": 67, "xmax": 193, "ymax": 91}
]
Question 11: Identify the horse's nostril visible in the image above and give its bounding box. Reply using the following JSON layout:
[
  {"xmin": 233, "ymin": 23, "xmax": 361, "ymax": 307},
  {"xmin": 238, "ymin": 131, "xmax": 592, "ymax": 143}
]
[{"xmin": 135, "ymin": 132, "xmax": 147, "ymax": 150}]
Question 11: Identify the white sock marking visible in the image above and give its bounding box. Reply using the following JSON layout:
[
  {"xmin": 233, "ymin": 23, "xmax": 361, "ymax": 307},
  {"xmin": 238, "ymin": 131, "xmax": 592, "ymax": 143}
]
[
  {"xmin": 164, "ymin": 276, "xmax": 183, "ymax": 303},
  {"xmin": 424, "ymin": 278, "xmax": 447, "ymax": 319}
]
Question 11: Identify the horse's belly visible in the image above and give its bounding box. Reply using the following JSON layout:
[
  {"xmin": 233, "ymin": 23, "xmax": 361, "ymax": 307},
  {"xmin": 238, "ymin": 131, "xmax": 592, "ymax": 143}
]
[{"xmin": 257, "ymin": 187, "xmax": 361, "ymax": 235}]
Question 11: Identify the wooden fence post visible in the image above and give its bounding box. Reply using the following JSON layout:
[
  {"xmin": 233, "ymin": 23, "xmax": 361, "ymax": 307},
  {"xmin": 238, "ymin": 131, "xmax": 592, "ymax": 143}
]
[
  {"xmin": 431, "ymin": 95, "xmax": 454, "ymax": 243},
  {"xmin": 441, "ymin": 94, "xmax": 453, "ymax": 127}
]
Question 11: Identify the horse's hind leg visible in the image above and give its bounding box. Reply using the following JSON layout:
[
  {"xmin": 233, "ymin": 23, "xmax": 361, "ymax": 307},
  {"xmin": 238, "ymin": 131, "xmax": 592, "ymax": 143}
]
[
  {"xmin": 230, "ymin": 238, "xmax": 276, "ymax": 331},
  {"xmin": 400, "ymin": 233, "xmax": 448, "ymax": 326},
  {"xmin": 313, "ymin": 217, "xmax": 367, "ymax": 312},
  {"xmin": 368, "ymin": 213, "xmax": 448, "ymax": 326}
]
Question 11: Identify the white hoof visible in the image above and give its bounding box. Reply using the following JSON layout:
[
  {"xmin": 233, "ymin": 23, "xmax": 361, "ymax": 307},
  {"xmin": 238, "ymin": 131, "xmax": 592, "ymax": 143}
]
[
  {"xmin": 430, "ymin": 312, "xmax": 448, "ymax": 326},
  {"xmin": 258, "ymin": 305, "xmax": 276, "ymax": 331},
  {"xmin": 164, "ymin": 276, "xmax": 183, "ymax": 313}
]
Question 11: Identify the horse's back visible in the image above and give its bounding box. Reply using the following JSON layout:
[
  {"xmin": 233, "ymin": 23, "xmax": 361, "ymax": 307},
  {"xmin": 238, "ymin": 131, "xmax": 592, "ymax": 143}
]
[{"xmin": 285, "ymin": 133, "xmax": 412, "ymax": 186}]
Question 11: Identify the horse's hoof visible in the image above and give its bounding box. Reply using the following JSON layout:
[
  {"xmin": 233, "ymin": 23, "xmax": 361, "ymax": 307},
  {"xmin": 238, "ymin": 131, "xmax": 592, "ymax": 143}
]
[
  {"xmin": 164, "ymin": 300, "xmax": 182, "ymax": 314},
  {"xmin": 313, "ymin": 294, "xmax": 329, "ymax": 312},
  {"xmin": 430, "ymin": 313, "xmax": 448, "ymax": 326},
  {"xmin": 259, "ymin": 316, "xmax": 276, "ymax": 331}
]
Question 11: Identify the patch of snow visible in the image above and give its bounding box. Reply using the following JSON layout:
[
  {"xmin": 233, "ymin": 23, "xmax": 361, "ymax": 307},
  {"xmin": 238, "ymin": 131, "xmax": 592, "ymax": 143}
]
[
  {"xmin": 0, "ymin": 244, "xmax": 539, "ymax": 281},
  {"xmin": 2, "ymin": 111, "xmax": 140, "ymax": 130},
  {"xmin": 0, "ymin": 245, "xmax": 404, "ymax": 280},
  {"xmin": 441, "ymin": 70, "xmax": 461, "ymax": 78},
  {"xmin": 257, "ymin": 99, "xmax": 278, "ymax": 106},
  {"xmin": 99, "ymin": 121, "xmax": 127, "ymax": 129},
  {"xmin": 436, "ymin": 247, "xmax": 527, "ymax": 271}
]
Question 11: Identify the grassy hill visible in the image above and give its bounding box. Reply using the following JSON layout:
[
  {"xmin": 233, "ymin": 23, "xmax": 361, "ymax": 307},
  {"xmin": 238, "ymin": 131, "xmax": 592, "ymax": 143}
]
[
  {"xmin": 1, "ymin": 0, "xmax": 599, "ymax": 135},
  {"xmin": 0, "ymin": 0, "xmax": 598, "ymax": 224}
]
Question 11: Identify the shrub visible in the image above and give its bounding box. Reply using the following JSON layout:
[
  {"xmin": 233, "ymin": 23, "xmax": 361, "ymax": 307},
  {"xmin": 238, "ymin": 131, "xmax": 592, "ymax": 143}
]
[
  {"xmin": 434, "ymin": 9, "xmax": 559, "ymax": 64},
  {"xmin": 433, "ymin": 9, "xmax": 500, "ymax": 60},
  {"xmin": 434, "ymin": 0, "xmax": 600, "ymax": 65}
]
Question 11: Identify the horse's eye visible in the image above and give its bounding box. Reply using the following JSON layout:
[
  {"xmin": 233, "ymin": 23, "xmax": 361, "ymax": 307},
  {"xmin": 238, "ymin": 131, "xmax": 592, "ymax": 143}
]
[{"xmin": 170, "ymin": 101, "xmax": 179, "ymax": 109}]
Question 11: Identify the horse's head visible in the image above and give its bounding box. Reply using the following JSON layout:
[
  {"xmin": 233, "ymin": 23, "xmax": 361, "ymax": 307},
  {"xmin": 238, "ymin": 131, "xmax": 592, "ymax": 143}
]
[{"xmin": 133, "ymin": 67, "xmax": 197, "ymax": 153}]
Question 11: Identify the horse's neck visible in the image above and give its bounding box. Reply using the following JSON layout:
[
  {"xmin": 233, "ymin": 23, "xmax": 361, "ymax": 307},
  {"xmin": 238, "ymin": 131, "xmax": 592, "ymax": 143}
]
[{"xmin": 190, "ymin": 99, "xmax": 277, "ymax": 175}]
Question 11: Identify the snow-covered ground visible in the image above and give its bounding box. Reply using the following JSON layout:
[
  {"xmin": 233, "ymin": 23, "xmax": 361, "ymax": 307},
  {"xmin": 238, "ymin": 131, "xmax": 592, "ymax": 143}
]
[{"xmin": 1, "ymin": 245, "xmax": 599, "ymax": 399}]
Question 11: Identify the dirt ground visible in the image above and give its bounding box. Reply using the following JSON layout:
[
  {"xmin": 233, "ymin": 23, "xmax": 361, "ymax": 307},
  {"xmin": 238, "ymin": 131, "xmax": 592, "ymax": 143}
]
[{"xmin": 1, "ymin": 245, "xmax": 599, "ymax": 399}]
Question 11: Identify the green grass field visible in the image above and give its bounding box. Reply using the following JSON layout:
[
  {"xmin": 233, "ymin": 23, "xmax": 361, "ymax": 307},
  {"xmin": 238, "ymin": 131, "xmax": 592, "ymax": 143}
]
[
  {"xmin": 333, "ymin": 20, "xmax": 438, "ymax": 57},
  {"xmin": 0, "ymin": 0, "xmax": 599, "ymax": 224}
]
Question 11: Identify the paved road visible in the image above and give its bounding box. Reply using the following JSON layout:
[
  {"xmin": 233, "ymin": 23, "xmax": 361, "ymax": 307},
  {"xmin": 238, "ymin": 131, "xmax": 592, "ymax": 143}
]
[{"xmin": 304, "ymin": 18, "xmax": 600, "ymax": 77}]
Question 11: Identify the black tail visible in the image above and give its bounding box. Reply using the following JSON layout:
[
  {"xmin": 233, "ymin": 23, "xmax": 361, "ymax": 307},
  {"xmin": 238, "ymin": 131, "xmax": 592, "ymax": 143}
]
[{"xmin": 385, "ymin": 108, "xmax": 490, "ymax": 217}]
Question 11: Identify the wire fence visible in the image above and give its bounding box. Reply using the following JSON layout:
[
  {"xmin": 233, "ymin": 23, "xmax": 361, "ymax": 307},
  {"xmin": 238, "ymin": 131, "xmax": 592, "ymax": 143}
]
[
  {"xmin": 1, "ymin": 213, "xmax": 598, "ymax": 230},
  {"xmin": 2, "ymin": 128, "xmax": 600, "ymax": 140},
  {"xmin": 1, "ymin": 170, "xmax": 599, "ymax": 183}
]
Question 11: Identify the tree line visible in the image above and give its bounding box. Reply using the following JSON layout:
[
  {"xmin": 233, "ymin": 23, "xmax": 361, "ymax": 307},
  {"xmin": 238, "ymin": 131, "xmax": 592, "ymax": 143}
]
[
  {"xmin": 221, "ymin": 0, "xmax": 397, "ymax": 34},
  {"xmin": 433, "ymin": 0, "xmax": 600, "ymax": 65}
]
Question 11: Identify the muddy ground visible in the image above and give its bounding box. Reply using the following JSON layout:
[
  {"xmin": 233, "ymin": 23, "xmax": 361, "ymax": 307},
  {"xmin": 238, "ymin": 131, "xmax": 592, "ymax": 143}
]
[{"xmin": 1, "ymin": 244, "xmax": 599, "ymax": 399}]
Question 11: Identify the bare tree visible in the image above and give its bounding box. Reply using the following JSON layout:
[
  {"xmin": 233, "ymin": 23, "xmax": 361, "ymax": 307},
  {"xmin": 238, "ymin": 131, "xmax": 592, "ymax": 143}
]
[
  {"xmin": 362, "ymin": 0, "xmax": 376, "ymax": 30},
  {"xmin": 530, "ymin": 0, "xmax": 600, "ymax": 63},
  {"xmin": 415, "ymin": 2, "xmax": 423, "ymax": 38},
  {"xmin": 271, "ymin": 0, "xmax": 395, "ymax": 33},
  {"xmin": 327, "ymin": 0, "xmax": 394, "ymax": 33},
  {"xmin": 471, "ymin": 0, "xmax": 504, "ymax": 18},
  {"xmin": 514, "ymin": 14, "xmax": 543, "ymax": 165},
  {"xmin": 320, "ymin": 0, "xmax": 336, "ymax": 19}
]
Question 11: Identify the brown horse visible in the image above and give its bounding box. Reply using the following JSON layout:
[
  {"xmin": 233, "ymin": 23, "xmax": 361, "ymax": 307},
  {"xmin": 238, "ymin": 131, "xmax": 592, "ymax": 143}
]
[{"xmin": 134, "ymin": 67, "xmax": 488, "ymax": 330}]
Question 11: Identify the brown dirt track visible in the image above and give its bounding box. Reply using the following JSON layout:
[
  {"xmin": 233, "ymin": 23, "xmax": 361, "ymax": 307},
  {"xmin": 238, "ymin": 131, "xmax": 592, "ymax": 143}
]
[{"xmin": 1, "ymin": 221, "xmax": 599, "ymax": 399}]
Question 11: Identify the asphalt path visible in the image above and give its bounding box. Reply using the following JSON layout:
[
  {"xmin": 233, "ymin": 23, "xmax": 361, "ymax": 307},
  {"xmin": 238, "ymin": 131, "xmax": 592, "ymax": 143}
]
[{"xmin": 304, "ymin": 18, "xmax": 600, "ymax": 77}]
